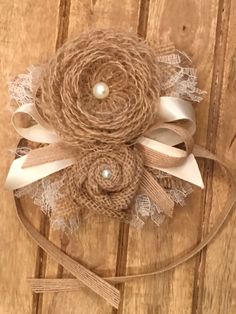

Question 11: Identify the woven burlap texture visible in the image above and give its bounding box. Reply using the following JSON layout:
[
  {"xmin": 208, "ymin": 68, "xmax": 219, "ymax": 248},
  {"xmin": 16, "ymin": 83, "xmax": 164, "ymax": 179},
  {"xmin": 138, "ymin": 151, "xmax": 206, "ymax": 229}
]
[
  {"xmin": 66, "ymin": 146, "xmax": 143, "ymax": 221},
  {"xmin": 37, "ymin": 29, "xmax": 161, "ymax": 150}
]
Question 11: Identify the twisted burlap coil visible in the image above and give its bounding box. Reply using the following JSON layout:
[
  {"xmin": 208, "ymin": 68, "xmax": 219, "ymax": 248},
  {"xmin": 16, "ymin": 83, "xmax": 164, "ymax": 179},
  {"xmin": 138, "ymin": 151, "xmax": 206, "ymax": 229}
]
[
  {"xmin": 37, "ymin": 30, "xmax": 160, "ymax": 149},
  {"xmin": 67, "ymin": 146, "xmax": 143, "ymax": 221}
]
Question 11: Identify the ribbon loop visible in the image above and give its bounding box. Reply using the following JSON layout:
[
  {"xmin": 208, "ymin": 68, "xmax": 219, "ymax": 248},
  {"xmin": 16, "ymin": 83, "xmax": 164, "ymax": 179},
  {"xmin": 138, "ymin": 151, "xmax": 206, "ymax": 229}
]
[
  {"xmin": 147, "ymin": 96, "xmax": 196, "ymax": 146},
  {"xmin": 12, "ymin": 103, "xmax": 60, "ymax": 143}
]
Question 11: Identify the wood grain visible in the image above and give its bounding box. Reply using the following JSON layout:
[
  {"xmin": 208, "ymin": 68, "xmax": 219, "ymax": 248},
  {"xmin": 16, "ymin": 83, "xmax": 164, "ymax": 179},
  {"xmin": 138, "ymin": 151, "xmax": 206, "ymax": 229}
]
[
  {"xmin": 122, "ymin": 1, "xmax": 223, "ymax": 314},
  {"xmin": 0, "ymin": 0, "xmax": 235, "ymax": 313},
  {"xmin": 0, "ymin": 1, "xmax": 60, "ymax": 314},
  {"xmin": 199, "ymin": 0, "xmax": 236, "ymax": 313}
]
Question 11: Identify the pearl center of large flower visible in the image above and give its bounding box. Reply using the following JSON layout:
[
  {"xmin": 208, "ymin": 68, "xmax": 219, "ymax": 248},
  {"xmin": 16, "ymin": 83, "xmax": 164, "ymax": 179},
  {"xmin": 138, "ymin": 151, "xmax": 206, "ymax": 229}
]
[{"xmin": 92, "ymin": 82, "xmax": 109, "ymax": 99}]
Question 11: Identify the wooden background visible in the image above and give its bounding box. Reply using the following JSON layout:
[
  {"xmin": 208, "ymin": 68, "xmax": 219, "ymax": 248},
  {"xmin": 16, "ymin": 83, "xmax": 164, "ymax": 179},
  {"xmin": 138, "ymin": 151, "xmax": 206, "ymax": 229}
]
[{"xmin": 0, "ymin": 0, "xmax": 236, "ymax": 313}]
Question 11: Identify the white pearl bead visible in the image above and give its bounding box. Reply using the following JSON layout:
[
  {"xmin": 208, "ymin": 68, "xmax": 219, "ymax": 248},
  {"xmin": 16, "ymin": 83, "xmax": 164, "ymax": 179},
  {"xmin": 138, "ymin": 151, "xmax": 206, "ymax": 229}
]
[
  {"xmin": 101, "ymin": 167, "xmax": 112, "ymax": 179},
  {"xmin": 92, "ymin": 82, "xmax": 109, "ymax": 99}
]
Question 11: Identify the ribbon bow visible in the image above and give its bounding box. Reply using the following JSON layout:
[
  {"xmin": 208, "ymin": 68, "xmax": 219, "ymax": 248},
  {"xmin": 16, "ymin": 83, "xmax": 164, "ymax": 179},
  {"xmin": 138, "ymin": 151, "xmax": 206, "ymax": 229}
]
[{"xmin": 6, "ymin": 96, "xmax": 203, "ymax": 189}]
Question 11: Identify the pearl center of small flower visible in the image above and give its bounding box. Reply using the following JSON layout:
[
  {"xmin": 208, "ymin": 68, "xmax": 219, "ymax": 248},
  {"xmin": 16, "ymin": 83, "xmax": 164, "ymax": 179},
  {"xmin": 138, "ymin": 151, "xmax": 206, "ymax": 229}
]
[
  {"xmin": 92, "ymin": 82, "xmax": 109, "ymax": 99},
  {"xmin": 101, "ymin": 167, "xmax": 112, "ymax": 179}
]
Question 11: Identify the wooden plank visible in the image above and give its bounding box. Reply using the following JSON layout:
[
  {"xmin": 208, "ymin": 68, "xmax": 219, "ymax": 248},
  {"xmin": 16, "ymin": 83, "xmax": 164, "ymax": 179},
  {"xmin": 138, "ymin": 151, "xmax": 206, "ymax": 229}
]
[
  {"xmin": 1, "ymin": 1, "xmax": 235, "ymax": 313},
  {"xmin": 69, "ymin": 0, "xmax": 140, "ymax": 33},
  {"xmin": 198, "ymin": 0, "xmax": 236, "ymax": 313},
  {"xmin": 0, "ymin": 1, "xmax": 60, "ymax": 314},
  {"xmin": 121, "ymin": 1, "xmax": 221, "ymax": 313},
  {"xmin": 41, "ymin": 1, "xmax": 141, "ymax": 313}
]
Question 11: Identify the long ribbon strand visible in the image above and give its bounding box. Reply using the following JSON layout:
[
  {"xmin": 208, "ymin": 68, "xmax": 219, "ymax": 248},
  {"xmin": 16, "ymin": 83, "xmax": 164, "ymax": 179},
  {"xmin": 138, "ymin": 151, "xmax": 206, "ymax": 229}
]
[
  {"xmin": 15, "ymin": 146, "xmax": 236, "ymax": 301},
  {"xmin": 15, "ymin": 196, "xmax": 120, "ymax": 308}
]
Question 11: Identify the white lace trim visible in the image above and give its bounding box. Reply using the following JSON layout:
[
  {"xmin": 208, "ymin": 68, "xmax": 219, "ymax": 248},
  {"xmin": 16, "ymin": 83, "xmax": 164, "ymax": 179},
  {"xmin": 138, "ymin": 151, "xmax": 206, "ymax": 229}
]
[{"xmin": 8, "ymin": 65, "xmax": 43, "ymax": 106}]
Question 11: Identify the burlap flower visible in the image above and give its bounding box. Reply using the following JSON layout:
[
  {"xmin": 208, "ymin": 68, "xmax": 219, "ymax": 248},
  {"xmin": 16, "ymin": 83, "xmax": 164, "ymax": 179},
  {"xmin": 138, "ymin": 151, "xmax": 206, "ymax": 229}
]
[
  {"xmin": 68, "ymin": 146, "xmax": 143, "ymax": 221},
  {"xmin": 11, "ymin": 30, "xmax": 204, "ymax": 230},
  {"xmin": 38, "ymin": 30, "xmax": 161, "ymax": 150}
]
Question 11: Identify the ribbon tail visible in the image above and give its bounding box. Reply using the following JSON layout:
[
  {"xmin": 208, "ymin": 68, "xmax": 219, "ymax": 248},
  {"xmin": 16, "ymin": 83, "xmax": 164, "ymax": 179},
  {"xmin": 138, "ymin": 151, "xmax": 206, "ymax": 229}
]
[
  {"xmin": 5, "ymin": 155, "xmax": 75, "ymax": 190},
  {"xmin": 140, "ymin": 169, "xmax": 174, "ymax": 216},
  {"xmin": 157, "ymin": 154, "xmax": 204, "ymax": 189},
  {"xmin": 22, "ymin": 143, "xmax": 79, "ymax": 168}
]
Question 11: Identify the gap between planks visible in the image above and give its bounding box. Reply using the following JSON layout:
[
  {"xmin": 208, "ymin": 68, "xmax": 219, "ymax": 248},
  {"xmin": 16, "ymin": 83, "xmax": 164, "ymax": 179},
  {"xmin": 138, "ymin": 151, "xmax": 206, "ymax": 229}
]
[
  {"xmin": 112, "ymin": 2, "xmax": 151, "ymax": 313},
  {"xmin": 56, "ymin": 0, "xmax": 72, "ymax": 49},
  {"xmin": 191, "ymin": 0, "xmax": 232, "ymax": 313},
  {"xmin": 31, "ymin": 214, "xmax": 50, "ymax": 314},
  {"xmin": 32, "ymin": 1, "xmax": 72, "ymax": 313}
]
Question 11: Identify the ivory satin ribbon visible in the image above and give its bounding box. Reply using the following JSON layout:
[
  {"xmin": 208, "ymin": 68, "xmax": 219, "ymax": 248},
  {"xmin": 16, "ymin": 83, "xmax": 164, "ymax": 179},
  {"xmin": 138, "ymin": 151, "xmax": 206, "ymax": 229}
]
[
  {"xmin": 5, "ymin": 97, "xmax": 204, "ymax": 190},
  {"xmin": 146, "ymin": 96, "xmax": 196, "ymax": 146},
  {"xmin": 12, "ymin": 103, "xmax": 59, "ymax": 143}
]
